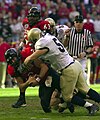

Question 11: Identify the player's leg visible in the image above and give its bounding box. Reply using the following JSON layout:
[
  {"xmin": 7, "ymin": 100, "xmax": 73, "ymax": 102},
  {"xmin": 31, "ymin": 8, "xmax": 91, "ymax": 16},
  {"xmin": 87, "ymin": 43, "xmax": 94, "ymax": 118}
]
[
  {"xmin": 12, "ymin": 79, "xmax": 27, "ymax": 108},
  {"xmin": 39, "ymin": 67, "xmax": 60, "ymax": 113},
  {"xmin": 60, "ymin": 60, "xmax": 99, "ymax": 115},
  {"xmin": 39, "ymin": 83, "xmax": 54, "ymax": 113}
]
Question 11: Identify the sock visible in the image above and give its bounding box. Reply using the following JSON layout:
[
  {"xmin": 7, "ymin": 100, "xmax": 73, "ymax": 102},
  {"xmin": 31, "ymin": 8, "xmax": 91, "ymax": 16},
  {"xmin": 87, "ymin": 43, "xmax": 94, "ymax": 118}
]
[
  {"xmin": 20, "ymin": 91, "xmax": 25, "ymax": 99},
  {"xmin": 76, "ymin": 91, "xmax": 86, "ymax": 99},
  {"xmin": 60, "ymin": 97, "xmax": 64, "ymax": 103},
  {"xmin": 71, "ymin": 95, "xmax": 86, "ymax": 107},
  {"xmin": 87, "ymin": 88, "xmax": 100, "ymax": 103},
  {"xmin": 84, "ymin": 102, "xmax": 92, "ymax": 108}
]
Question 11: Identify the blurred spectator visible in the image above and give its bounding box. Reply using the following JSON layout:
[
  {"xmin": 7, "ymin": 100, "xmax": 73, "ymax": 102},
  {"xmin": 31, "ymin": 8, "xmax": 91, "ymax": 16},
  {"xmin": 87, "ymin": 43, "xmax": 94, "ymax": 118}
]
[
  {"xmin": 66, "ymin": 0, "xmax": 73, "ymax": 9},
  {"xmin": 95, "ymin": 41, "xmax": 100, "ymax": 83},
  {"xmin": 83, "ymin": 0, "xmax": 92, "ymax": 13},
  {"xmin": 5, "ymin": 0, "xmax": 12, "ymax": 4},
  {"xmin": 10, "ymin": 19, "xmax": 19, "ymax": 42},
  {"xmin": 7, "ymin": 1, "xmax": 18, "ymax": 19},
  {"xmin": 0, "ymin": 12, "xmax": 3, "ymax": 28},
  {"xmin": 69, "ymin": 4, "xmax": 80, "ymax": 24},
  {"xmin": 80, "ymin": 2, "xmax": 87, "ymax": 18},
  {"xmin": 57, "ymin": 2, "xmax": 69, "ymax": 25},
  {"xmin": 74, "ymin": 0, "xmax": 82, "ymax": 15},
  {"xmin": 48, "ymin": 1, "xmax": 59, "ymax": 24},
  {"xmin": 83, "ymin": 13, "xmax": 95, "ymax": 34},
  {"xmin": 91, "ymin": 11, "xmax": 97, "ymax": 21},
  {"xmin": 20, "ymin": 9, "xmax": 27, "ymax": 20},
  {"xmin": 0, "ymin": 13, "xmax": 12, "ymax": 43},
  {"xmin": 94, "ymin": 14, "xmax": 100, "ymax": 41},
  {"xmin": 39, "ymin": 0, "xmax": 48, "ymax": 18},
  {"xmin": 0, "ymin": 36, "xmax": 11, "ymax": 88},
  {"xmin": 88, "ymin": 41, "xmax": 99, "ymax": 84},
  {"xmin": 15, "ymin": 1, "xmax": 23, "ymax": 16},
  {"xmin": 96, "ymin": 4, "xmax": 100, "ymax": 15},
  {"xmin": 92, "ymin": 0, "xmax": 100, "ymax": 6}
]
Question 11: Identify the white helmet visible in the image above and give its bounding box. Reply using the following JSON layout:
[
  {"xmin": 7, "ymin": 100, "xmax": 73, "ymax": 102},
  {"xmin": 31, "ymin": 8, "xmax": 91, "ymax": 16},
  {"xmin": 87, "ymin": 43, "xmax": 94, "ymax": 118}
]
[{"xmin": 45, "ymin": 18, "xmax": 56, "ymax": 27}]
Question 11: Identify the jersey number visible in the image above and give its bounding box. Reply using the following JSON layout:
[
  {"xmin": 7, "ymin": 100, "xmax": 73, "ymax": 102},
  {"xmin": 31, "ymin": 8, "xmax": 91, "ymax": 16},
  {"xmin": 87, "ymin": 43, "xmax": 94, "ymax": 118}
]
[{"xmin": 52, "ymin": 38, "xmax": 65, "ymax": 52}]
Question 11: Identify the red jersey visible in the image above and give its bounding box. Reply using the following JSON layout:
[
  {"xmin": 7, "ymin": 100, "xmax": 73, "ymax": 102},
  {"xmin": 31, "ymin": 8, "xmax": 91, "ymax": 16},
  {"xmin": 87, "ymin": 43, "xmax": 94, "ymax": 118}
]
[
  {"xmin": 22, "ymin": 18, "xmax": 50, "ymax": 41},
  {"xmin": 21, "ymin": 42, "xmax": 34, "ymax": 62},
  {"xmin": 22, "ymin": 18, "xmax": 50, "ymax": 31},
  {"xmin": 89, "ymin": 42, "xmax": 100, "ymax": 58},
  {"xmin": 91, "ymin": 45, "xmax": 99, "ymax": 58},
  {"xmin": 31, "ymin": 20, "xmax": 50, "ymax": 31},
  {"xmin": 7, "ymin": 45, "xmax": 48, "ymax": 83}
]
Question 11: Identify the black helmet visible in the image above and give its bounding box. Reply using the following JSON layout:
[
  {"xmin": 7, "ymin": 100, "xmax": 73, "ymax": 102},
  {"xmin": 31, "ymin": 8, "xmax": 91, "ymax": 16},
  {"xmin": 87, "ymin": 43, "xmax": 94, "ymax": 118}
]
[
  {"xmin": 5, "ymin": 48, "xmax": 20, "ymax": 67},
  {"xmin": 27, "ymin": 7, "xmax": 41, "ymax": 26}
]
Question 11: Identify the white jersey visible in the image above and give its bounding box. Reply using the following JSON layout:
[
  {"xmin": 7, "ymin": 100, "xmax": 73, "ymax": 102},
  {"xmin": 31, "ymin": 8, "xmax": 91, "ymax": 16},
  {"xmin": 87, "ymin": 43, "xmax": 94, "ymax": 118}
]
[
  {"xmin": 35, "ymin": 33, "xmax": 73, "ymax": 71},
  {"xmin": 55, "ymin": 25, "xmax": 70, "ymax": 42}
]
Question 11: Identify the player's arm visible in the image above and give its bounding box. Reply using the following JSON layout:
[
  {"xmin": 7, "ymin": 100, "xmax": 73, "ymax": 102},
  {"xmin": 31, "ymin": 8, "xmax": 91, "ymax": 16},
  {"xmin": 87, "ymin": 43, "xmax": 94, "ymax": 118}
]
[
  {"xmin": 34, "ymin": 58, "xmax": 49, "ymax": 78},
  {"xmin": 24, "ymin": 49, "xmax": 48, "ymax": 65},
  {"xmin": 14, "ymin": 76, "xmax": 32, "ymax": 90},
  {"xmin": 63, "ymin": 29, "xmax": 71, "ymax": 47},
  {"xmin": 26, "ymin": 58, "xmax": 49, "ymax": 87}
]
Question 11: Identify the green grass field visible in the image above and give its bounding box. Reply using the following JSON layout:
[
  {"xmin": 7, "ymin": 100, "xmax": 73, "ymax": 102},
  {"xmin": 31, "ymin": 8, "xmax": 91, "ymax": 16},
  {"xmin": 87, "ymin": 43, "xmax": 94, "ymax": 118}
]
[{"xmin": 0, "ymin": 84, "xmax": 100, "ymax": 120}]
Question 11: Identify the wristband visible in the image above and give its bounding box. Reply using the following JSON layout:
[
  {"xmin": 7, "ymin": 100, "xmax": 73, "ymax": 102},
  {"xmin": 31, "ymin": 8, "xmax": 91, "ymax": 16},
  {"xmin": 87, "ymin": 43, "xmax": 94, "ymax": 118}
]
[{"xmin": 36, "ymin": 77, "xmax": 41, "ymax": 82}]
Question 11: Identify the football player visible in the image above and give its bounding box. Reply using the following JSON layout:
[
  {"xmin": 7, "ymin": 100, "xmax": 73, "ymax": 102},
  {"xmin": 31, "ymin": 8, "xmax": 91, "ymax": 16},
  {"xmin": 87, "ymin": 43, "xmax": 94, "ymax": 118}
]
[
  {"xmin": 5, "ymin": 48, "xmax": 60, "ymax": 113},
  {"xmin": 45, "ymin": 17, "xmax": 70, "ymax": 46},
  {"xmin": 24, "ymin": 28, "xmax": 100, "ymax": 116},
  {"xmin": 22, "ymin": 7, "xmax": 50, "ymax": 43},
  {"xmin": 8, "ymin": 7, "xmax": 51, "ymax": 110}
]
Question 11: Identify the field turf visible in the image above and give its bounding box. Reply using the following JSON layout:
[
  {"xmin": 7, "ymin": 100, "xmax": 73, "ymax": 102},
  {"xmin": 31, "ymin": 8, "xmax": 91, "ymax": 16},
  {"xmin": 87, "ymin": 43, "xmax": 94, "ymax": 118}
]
[{"xmin": 0, "ymin": 84, "xmax": 100, "ymax": 120}]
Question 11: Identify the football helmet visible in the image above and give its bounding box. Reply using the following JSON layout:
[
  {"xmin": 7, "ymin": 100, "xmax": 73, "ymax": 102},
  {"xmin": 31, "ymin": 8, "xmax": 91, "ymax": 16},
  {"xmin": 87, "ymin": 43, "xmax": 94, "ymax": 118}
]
[
  {"xmin": 5, "ymin": 48, "xmax": 20, "ymax": 67},
  {"xmin": 27, "ymin": 7, "xmax": 41, "ymax": 26},
  {"xmin": 45, "ymin": 18, "xmax": 56, "ymax": 27},
  {"xmin": 28, "ymin": 28, "xmax": 41, "ymax": 42},
  {"xmin": 45, "ymin": 18, "xmax": 56, "ymax": 34}
]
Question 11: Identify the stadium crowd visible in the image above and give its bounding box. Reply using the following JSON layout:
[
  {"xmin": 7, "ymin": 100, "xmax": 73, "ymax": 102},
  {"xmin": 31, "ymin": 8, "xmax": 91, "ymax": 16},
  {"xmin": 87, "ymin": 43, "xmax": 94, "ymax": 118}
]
[{"xmin": 0, "ymin": 0, "xmax": 100, "ymax": 87}]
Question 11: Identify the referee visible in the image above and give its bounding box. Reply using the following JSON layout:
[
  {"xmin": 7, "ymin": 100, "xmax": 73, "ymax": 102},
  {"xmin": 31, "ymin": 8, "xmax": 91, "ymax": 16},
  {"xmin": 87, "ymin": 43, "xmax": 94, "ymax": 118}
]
[{"xmin": 65, "ymin": 15, "xmax": 93, "ymax": 85}]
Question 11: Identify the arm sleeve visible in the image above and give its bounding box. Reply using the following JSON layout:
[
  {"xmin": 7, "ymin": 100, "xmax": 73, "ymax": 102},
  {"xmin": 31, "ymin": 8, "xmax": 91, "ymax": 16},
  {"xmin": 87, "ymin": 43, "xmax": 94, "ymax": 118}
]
[
  {"xmin": 7, "ymin": 65, "xmax": 15, "ymax": 77},
  {"xmin": 35, "ymin": 38, "xmax": 46, "ymax": 50}
]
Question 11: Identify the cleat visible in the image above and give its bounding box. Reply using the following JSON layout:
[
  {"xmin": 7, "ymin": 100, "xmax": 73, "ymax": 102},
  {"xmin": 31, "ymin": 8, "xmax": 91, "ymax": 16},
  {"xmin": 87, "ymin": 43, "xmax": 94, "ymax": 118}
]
[
  {"xmin": 58, "ymin": 102, "xmax": 67, "ymax": 113},
  {"xmin": 42, "ymin": 107, "xmax": 51, "ymax": 113},
  {"xmin": 58, "ymin": 106, "xmax": 66, "ymax": 113},
  {"xmin": 86, "ymin": 104, "xmax": 99, "ymax": 116},
  {"xmin": 58, "ymin": 102, "xmax": 74, "ymax": 113},
  {"xmin": 12, "ymin": 97, "xmax": 26, "ymax": 108},
  {"xmin": 67, "ymin": 102, "xmax": 74, "ymax": 113}
]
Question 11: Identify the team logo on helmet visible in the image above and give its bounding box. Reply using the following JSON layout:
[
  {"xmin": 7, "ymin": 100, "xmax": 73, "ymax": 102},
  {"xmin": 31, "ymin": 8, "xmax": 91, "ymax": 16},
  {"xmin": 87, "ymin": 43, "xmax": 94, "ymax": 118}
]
[{"xmin": 45, "ymin": 18, "xmax": 56, "ymax": 27}]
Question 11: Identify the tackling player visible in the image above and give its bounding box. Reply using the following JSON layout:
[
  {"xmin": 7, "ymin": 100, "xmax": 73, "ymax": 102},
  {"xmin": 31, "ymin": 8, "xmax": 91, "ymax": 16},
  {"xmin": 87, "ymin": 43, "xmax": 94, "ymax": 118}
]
[
  {"xmin": 24, "ymin": 28, "xmax": 100, "ymax": 116},
  {"xmin": 20, "ymin": 7, "xmax": 50, "ymax": 46},
  {"xmin": 45, "ymin": 17, "xmax": 70, "ymax": 46}
]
